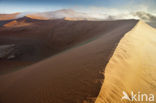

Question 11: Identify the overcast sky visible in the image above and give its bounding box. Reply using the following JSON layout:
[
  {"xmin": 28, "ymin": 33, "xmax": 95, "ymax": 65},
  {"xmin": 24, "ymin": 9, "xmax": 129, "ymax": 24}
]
[{"xmin": 0, "ymin": 0, "xmax": 156, "ymax": 14}]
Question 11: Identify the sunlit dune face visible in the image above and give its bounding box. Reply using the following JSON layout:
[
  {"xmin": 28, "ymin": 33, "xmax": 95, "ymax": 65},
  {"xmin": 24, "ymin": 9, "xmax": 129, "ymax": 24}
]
[
  {"xmin": 0, "ymin": 13, "xmax": 20, "ymax": 20},
  {"xmin": 63, "ymin": 17, "xmax": 76, "ymax": 21},
  {"xmin": 26, "ymin": 15, "xmax": 49, "ymax": 20},
  {"xmin": 63, "ymin": 17, "xmax": 84, "ymax": 21},
  {"xmin": 3, "ymin": 20, "xmax": 31, "ymax": 27},
  {"xmin": 96, "ymin": 21, "xmax": 156, "ymax": 103}
]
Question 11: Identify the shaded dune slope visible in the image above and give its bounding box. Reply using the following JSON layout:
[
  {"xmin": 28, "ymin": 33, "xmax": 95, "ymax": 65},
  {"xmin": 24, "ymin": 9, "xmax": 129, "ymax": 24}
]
[
  {"xmin": 96, "ymin": 21, "xmax": 156, "ymax": 103},
  {"xmin": 3, "ymin": 16, "xmax": 40, "ymax": 27},
  {"xmin": 0, "ymin": 19, "xmax": 136, "ymax": 72},
  {"xmin": 0, "ymin": 20, "xmax": 137, "ymax": 103}
]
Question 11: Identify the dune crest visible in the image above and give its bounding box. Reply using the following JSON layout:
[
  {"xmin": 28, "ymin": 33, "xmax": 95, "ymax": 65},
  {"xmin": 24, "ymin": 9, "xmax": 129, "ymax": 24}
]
[
  {"xmin": 95, "ymin": 21, "xmax": 156, "ymax": 103},
  {"xmin": 26, "ymin": 15, "xmax": 49, "ymax": 20}
]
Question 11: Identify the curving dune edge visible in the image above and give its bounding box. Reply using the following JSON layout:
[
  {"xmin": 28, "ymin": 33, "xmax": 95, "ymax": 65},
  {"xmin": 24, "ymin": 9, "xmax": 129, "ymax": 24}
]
[{"xmin": 95, "ymin": 21, "xmax": 156, "ymax": 103}]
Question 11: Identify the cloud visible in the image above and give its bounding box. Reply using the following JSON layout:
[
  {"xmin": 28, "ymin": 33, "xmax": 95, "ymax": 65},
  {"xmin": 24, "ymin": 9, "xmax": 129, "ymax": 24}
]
[
  {"xmin": 133, "ymin": 11, "xmax": 156, "ymax": 22},
  {"xmin": 132, "ymin": 11, "xmax": 156, "ymax": 27},
  {"xmin": 9, "ymin": 7, "xmax": 156, "ymax": 27},
  {"xmin": 74, "ymin": 6, "xmax": 156, "ymax": 27}
]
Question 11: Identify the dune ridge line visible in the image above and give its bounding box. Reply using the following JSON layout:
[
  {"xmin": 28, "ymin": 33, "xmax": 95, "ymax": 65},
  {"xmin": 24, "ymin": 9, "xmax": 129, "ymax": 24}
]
[{"xmin": 95, "ymin": 20, "xmax": 156, "ymax": 103}]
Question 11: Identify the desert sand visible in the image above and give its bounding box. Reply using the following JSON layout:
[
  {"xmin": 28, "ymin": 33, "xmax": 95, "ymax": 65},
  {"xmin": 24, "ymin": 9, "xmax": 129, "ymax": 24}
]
[
  {"xmin": 0, "ymin": 19, "xmax": 137, "ymax": 103},
  {"xmin": 95, "ymin": 21, "xmax": 156, "ymax": 103}
]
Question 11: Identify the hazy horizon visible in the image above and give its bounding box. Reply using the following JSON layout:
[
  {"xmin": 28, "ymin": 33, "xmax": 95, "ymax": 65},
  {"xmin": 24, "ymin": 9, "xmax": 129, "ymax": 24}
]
[
  {"xmin": 0, "ymin": 0, "xmax": 156, "ymax": 27},
  {"xmin": 0, "ymin": 0, "xmax": 156, "ymax": 14}
]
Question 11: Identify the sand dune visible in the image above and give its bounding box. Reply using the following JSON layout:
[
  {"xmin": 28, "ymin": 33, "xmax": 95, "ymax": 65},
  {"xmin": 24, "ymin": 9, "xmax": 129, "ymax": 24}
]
[
  {"xmin": 25, "ymin": 9, "xmax": 90, "ymax": 20},
  {"xmin": 0, "ymin": 13, "xmax": 20, "ymax": 20},
  {"xmin": 95, "ymin": 21, "xmax": 156, "ymax": 103},
  {"xmin": 3, "ymin": 20, "xmax": 31, "ymax": 27},
  {"xmin": 26, "ymin": 15, "xmax": 48, "ymax": 20},
  {"xmin": 2, "ymin": 16, "xmax": 41, "ymax": 27},
  {"xmin": 0, "ymin": 19, "xmax": 136, "ymax": 72},
  {"xmin": 0, "ymin": 20, "xmax": 137, "ymax": 103}
]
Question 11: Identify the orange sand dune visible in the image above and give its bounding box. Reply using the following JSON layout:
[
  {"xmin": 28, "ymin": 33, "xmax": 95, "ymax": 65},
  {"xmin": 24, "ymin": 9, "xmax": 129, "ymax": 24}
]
[
  {"xmin": 96, "ymin": 21, "xmax": 156, "ymax": 103},
  {"xmin": 27, "ymin": 15, "xmax": 49, "ymax": 20},
  {"xmin": 0, "ymin": 13, "xmax": 20, "ymax": 20},
  {"xmin": 3, "ymin": 20, "xmax": 31, "ymax": 27},
  {"xmin": 0, "ymin": 20, "xmax": 137, "ymax": 103}
]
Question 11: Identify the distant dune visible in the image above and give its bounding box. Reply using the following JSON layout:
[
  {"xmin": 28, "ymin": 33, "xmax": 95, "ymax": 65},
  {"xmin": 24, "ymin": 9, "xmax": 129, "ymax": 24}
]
[
  {"xmin": 0, "ymin": 13, "xmax": 20, "ymax": 20},
  {"xmin": 3, "ymin": 16, "xmax": 39, "ymax": 27},
  {"xmin": 3, "ymin": 20, "xmax": 31, "ymax": 27},
  {"xmin": 0, "ymin": 9, "xmax": 89, "ymax": 21},
  {"xmin": 0, "ymin": 9, "xmax": 156, "ymax": 27},
  {"xmin": 26, "ymin": 14, "xmax": 49, "ymax": 20},
  {"xmin": 0, "ymin": 19, "xmax": 137, "ymax": 103},
  {"xmin": 95, "ymin": 21, "xmax": 156, "ymax": 103},
  {"xmin": 26, "ymin": 9, "xmax": 85, "ymax": 20}
]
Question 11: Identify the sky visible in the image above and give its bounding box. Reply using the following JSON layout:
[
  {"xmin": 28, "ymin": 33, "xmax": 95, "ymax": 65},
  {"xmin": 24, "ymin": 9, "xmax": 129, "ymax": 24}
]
[{"xmin": 0, "ymin": 0, "xmax": 156, "ymax": 14}]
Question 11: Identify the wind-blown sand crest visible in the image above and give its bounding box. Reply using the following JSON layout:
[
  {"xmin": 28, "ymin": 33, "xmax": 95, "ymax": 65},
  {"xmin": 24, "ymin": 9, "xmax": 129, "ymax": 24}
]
[{"xmin": 95, "ymin": 21, "xmax": 156, "ymax": 103}]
